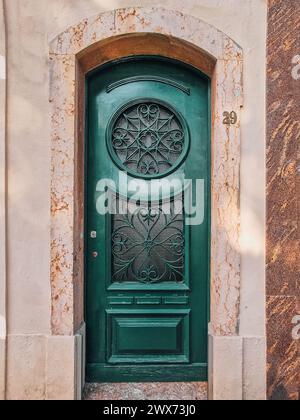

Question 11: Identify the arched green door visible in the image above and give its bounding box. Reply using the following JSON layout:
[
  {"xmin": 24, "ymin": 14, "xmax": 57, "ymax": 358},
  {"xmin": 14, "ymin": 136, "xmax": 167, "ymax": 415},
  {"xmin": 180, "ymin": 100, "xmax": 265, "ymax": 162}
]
[{"xmin": 86, "ymin": 57, "xmax": 210, "ymax": 382}]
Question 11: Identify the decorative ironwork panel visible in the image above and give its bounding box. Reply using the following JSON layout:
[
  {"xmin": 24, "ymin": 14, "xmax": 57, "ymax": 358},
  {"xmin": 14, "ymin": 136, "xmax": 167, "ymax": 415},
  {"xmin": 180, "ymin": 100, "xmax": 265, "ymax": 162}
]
[
  {"xmin": 112, "ymin": 201, "xmax": 185, "ymax": 284},
  {"xmin": 109, "ymin": 101, "xmax": 187, "ymax": 177}
]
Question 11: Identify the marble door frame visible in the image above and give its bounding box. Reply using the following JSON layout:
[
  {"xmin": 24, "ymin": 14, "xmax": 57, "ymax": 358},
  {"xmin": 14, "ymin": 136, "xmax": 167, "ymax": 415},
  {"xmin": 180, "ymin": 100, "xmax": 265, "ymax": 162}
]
[{"xmin": 49, "ymin": 7, "xmax": 246, "ymax": 399}]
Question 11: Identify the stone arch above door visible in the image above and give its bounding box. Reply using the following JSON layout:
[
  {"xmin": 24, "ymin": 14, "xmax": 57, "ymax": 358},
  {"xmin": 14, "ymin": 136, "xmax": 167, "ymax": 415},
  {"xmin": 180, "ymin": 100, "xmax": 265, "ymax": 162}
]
[{"xmin": 49, "ymin": 7, "xmax": 243, "ymax": 345}]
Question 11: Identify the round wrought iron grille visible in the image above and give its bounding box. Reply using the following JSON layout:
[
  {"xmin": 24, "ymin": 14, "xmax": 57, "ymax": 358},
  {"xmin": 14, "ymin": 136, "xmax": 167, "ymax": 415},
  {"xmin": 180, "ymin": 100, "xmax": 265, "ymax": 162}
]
[{"xmin": 109, "ymin": 101, "xmax": 187, "ymax": 178}]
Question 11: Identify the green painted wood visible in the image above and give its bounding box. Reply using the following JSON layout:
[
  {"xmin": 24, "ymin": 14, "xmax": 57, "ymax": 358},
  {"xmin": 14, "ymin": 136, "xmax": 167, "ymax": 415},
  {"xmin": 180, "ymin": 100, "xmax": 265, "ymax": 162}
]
[
  {"xmin": 135, "ymin": 297, "xmax": 161, "ymax": 305},
  {"xmin": 86, "ymin": 364, "xmax": 208, "ymax": 383},
  {"xmin": 86, "ymin": 56, "xmax": 210, "ymax": 383},
  {"xmin": 163, "ymin": 296, "xmax": 189, "ymax": 305}
]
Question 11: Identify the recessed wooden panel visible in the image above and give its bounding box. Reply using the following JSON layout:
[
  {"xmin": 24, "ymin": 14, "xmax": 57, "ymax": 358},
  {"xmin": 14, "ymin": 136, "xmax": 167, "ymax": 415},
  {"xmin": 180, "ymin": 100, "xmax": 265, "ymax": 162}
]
[
  {"xmin": 107, "ymin": 296, "xmax": 133, "ymax": 305},
  {"xmin": 107, "ymin": 310, "xmax": 190, "ymax": 364},
  {"xmin": 135, "ymin": 297, "xmax": 161, "ymax": 305}
]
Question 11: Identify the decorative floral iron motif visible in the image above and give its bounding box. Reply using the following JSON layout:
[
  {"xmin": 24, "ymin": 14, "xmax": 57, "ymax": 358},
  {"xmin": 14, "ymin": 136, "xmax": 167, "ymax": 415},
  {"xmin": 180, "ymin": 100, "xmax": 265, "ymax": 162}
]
[
  {"xmin": 112, "ymin": 203, "xmax": 185, "ymax": 284},
  {"xmin": 111, "ymin": 102, "xmax": 185, "ymax": 176}
]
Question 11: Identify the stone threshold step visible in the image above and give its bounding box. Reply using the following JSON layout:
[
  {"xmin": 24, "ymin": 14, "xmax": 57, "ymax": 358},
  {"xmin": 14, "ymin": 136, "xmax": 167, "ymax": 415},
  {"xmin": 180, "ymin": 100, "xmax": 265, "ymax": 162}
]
[{"xmin": 83, "ymin": 382, "xmax": 208, "ymax": 400}]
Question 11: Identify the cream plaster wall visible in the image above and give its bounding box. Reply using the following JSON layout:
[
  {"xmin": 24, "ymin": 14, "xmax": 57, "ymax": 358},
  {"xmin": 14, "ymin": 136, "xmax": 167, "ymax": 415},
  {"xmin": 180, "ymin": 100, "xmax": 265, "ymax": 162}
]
[
  {"xmin": 0, "ymin": 0, "xmax": 7, "ymax": 402},
  {"xmin": 2, "ymin": 0, "xmax": 267, "ymax": 400}
]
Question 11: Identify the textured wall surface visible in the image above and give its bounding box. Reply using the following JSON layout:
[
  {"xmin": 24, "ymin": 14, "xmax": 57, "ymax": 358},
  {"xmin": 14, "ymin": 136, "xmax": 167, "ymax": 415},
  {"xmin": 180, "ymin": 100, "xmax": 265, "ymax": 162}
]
[
  {"xmin": 2, "ymin": 0, "xmax": 267, "ymax": 399},
  {"xmin": 267, "ymin": 0, "xmax": 300, "ymax": 401},
  {"xmin": 0, "ymin": 0, "xmax": 7, "ymax": 401}
]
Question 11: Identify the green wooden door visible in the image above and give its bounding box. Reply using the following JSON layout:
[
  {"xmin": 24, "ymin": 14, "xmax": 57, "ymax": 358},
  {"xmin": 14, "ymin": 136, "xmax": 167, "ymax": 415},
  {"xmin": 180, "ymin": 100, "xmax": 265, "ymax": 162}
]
[{"xmin": 86, "ymin": 57, "xmax": 210, "ymax": 382}]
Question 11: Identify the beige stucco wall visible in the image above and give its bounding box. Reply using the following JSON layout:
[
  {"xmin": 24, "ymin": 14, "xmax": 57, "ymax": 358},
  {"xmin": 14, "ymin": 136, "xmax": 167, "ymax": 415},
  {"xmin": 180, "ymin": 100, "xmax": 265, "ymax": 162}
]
[
  {"xmin": 0, "ymin": 0, "xmax": 7, "ymax": 402},
  {"xmin": 2, "ymin": 0, "xmax": 267, "ymax": 400}
]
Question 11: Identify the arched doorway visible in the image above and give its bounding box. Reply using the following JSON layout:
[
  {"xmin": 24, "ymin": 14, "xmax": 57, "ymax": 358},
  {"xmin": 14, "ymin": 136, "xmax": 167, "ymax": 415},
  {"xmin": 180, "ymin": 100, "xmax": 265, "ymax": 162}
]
[
  {"xmin": 50, "ymin": 8, "xmax": 243, "ymax": 398},
  {"xmin": 85, "ymin": 56, "xmax": 210, "ymax": 382}
]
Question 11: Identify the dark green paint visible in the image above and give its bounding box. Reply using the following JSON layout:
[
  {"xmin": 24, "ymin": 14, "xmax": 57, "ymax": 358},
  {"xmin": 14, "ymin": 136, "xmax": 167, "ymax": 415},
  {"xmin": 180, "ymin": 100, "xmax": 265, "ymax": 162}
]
[
  {"xmin": 106, "ymin": 98, "xmax": 190, "ymax": 179},
  {"xmin": 86, "ymin": 57, "xmax": 210, "ymax": 383},
  {"xmin": 106, "ymin": 75, "xmax": 191, "ymax": 95}
]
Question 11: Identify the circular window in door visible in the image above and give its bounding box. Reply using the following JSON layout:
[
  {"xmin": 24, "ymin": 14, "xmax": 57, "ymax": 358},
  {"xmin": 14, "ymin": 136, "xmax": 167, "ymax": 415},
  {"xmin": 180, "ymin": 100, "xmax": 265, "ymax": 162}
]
[{"xmin": 106, "ymin": 99, "xmax": 190, "ymax": 179}]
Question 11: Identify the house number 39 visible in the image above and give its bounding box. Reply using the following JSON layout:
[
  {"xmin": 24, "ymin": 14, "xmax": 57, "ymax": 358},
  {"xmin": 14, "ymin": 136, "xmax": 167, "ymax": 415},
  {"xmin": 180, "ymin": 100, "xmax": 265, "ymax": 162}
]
[{"xmin": 223, "ymin": 111, "xmax": 238, "ymax": 125}]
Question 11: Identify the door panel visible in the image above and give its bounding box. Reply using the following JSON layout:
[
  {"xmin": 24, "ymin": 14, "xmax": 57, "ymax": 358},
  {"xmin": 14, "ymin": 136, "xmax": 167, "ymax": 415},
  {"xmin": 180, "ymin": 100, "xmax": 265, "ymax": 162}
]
[
  {"xmin": 107, "ymin": 310, "xmax": 190, "ymax": 364},
  {"xmin": 86, "ymin": 57, "xmax": 210, "ymax": 383}
]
